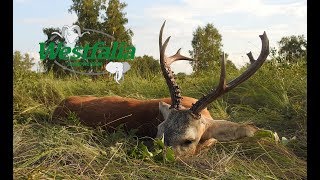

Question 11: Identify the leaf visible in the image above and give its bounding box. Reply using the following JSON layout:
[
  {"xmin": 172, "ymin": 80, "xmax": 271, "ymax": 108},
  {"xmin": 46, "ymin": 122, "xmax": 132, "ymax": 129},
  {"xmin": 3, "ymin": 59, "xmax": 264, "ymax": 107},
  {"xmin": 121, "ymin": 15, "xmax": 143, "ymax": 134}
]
[
  {"xmin": 152, "ymin": 148, "xmax": 163, "ymax": 157},
  {"xmin": 128, "ymin": 146, "xmax": 138, "ymax": 158},
  {"xmin": 165, "ymin": 147, "xmax": 175, "ymax": 162},
  {"xmin": 153, "ymin": 135, "xmax": 165, "ymax": 149},
  {"xmin": 139, "ymin": 143, "xmax": 153, "ymax": 158},
  {"xmin": 281, "ymin": 137, "xmax": 289, "ymax": 145},
  {"xmin": 254, "ymin": 130, "xmax": 275, "ymax": 140},
  {"xmin": 128, "ymin": 135, "xmax": 175, "ymax": 163}
]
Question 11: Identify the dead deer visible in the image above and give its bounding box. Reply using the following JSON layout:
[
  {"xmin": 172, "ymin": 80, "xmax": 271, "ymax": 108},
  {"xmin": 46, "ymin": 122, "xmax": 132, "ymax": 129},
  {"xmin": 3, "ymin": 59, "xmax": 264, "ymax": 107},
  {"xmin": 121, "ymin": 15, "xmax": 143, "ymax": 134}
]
[{"xmin": 52, "ymin": 21, "xmax": 269, "ymax": 156}]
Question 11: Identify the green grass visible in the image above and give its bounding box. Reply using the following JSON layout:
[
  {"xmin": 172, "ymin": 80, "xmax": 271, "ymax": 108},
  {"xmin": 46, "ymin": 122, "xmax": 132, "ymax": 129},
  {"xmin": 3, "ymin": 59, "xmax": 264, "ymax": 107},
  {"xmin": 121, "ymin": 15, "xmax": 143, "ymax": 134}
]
[{"xmin": 13, "ymin": 62, "xmax": 307, "ymax": 179}]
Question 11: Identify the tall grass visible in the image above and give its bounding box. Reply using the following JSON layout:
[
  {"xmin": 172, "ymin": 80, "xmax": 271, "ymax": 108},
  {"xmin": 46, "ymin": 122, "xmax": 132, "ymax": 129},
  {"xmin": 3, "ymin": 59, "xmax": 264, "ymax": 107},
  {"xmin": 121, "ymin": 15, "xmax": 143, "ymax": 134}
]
[{"xmin": 13, "ymin": 62, "xmax": 307, "ymax": 179}]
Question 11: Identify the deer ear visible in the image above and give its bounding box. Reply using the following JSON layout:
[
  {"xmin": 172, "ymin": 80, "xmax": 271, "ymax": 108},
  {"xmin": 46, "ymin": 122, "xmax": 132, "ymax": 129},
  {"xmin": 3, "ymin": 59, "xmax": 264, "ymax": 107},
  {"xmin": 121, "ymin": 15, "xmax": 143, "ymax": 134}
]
[{"xmin": 159, "ymin": 102, "xmax": 171, "ymax": 120}]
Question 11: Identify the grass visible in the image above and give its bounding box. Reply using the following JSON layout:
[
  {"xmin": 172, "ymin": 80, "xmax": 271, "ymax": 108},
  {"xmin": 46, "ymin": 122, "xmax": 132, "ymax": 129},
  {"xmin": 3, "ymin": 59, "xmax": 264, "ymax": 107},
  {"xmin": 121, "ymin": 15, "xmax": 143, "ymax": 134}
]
[{"xmin": 13, "ymin": 62, "xmax": 307, "ymax": 179}]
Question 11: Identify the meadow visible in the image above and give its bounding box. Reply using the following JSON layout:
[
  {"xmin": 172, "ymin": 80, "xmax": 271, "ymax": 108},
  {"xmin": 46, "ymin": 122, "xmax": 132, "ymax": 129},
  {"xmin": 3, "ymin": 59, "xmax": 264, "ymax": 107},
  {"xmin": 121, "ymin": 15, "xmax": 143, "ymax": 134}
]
[{"xmin": 13, "ymin": 60, "xmax": 307, "ymax": 179}]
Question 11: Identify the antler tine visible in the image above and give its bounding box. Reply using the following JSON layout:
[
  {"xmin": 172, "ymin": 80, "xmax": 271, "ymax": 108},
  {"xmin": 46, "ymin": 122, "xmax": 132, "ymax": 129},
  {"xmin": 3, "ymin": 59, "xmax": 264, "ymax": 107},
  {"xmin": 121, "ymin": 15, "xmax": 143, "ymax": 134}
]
[
  {"xmin": 190, "ymin": 32, "xmax": 269, "ymax": 115},
  {"xmin": 227, "ymin": 31, "xmax": 269, "ymax": 88},
  {"xmin": 159, "ymin": 21, "xmax": 195, "ymax": 109},
  {"xmin": 160, "ymin": 21, "xmax": 194, "ymax": 65},
  {"xmin": 167, "ymin": 48, "xmax": 194, "ymax": 65}
]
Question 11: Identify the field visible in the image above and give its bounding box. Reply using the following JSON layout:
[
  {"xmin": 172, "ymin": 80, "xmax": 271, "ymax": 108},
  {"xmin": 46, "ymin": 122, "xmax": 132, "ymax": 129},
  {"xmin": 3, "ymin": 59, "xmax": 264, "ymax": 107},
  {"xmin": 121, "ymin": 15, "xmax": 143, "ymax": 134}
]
[{"xmin": 13, "ymin": 61, "xmax": 307, "ymax": 179}]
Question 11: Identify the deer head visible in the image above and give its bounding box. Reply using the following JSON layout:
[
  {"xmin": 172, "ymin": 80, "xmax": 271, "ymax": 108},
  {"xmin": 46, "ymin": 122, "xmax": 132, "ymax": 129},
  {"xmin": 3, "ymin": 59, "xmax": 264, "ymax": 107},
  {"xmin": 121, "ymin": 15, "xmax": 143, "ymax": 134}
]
[{"xmin": 156, "ymin": 21, "xmax": 269, "ymax": 156}]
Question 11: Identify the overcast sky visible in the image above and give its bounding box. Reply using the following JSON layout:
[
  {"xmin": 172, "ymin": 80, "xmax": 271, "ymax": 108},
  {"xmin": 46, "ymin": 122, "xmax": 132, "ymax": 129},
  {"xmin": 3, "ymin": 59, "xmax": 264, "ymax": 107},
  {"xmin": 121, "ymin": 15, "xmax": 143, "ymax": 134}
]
[{"xmin": 13, "ymin": 0, "xmax": 307, "ymax": 74}]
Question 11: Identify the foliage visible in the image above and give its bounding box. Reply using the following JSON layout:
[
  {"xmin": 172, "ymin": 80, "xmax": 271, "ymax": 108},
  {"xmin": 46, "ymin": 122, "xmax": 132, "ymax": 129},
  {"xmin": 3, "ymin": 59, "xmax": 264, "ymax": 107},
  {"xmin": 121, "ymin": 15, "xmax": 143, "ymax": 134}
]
[
  {"xmin": 128, "ymin": 55, "xmax": 160, "ymax": 78},
  {"xmin": 69, "ymin": 0, "xmax": 103, "ymax": 30},
  {"xmin": 41, "ymin": 28, "xmax": 74, "ymax": 77},
  {"xmin": 101, "ymin": 0, "xmax": 134, "ymax": 78},
  {"xmin": 102, "ymin": 0, "xmax": 133, "ymax": 46},
  {"xmin": 276, "ymin": 35, "xmax": 307, "ymax": 64},
  {"xmin": 226, "ymin": 59, "xmax": 238, "ymax": 72},
  {"xmin": 13, "ymin": 51, "xmax": 35, "ymax": 71},
  {"xmin": 128, "ymin": 136, "xmax": 175, "ymax": 163},
  {"xmin": 68, "ymin": 0, "xmax": 107, "ymax": 73},
  {"xmin": 189, "ymin": 23, "xmax": 223, "ymax": 72},
  {"xmin": 41, "ymin": 0, "xmax": 133, "ymax": 75},
  {"xmin": 175, "ymin": 72, "xmax": 187, "ymax": 81},
  {"xmin": 70, "ymin": 0, "xmax": 133, "ymax": 70}
]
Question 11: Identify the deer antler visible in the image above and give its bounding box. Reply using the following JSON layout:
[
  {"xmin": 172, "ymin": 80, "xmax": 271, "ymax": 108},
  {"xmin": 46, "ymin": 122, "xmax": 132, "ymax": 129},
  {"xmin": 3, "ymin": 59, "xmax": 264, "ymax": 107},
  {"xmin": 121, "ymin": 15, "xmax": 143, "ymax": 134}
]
[
  {"xmin": 190, "ymin": 32, "xmax": 269, "ymax": 115},
  {"xmin": 159, "ymin": 21, "xmax": 194, "ymax": 109}
]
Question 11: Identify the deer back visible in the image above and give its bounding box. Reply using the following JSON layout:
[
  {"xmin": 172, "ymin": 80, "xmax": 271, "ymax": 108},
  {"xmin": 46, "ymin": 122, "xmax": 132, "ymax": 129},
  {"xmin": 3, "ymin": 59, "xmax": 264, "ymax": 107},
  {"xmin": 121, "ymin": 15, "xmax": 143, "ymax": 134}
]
[{"xmin": 52, "ymin": 95, "xmax": 212, "ymax": 137}]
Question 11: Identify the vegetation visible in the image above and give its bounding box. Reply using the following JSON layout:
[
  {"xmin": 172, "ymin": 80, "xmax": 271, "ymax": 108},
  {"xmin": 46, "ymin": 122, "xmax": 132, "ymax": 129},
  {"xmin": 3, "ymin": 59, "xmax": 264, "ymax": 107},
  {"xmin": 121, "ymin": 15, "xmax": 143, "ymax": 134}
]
[
  {"xmin": 13, "ymin": 51, "xmax": 35, "ymax": 71},
  {"xmin": 271, "ymin": 35, "xmax": 307, "ymax": 64},
  {"xmin": 42, "ymin": 0, "xmax": 133, "ymax": 75},
  {"xmin": 13, "ymin": 54, "xmax": 306, "ymax": 179},
  {"xmin": 69, "ymin": 0, "xmax": 133, "ymax": 46},
  {"xmin": 129, "ymin": 55, "xmax": 160, "ymax": 78},
  {"xmin": 102, "ymin": 0, "xmax": 134, "ymax": 46},
  {"xmin": 189, "ymin": 23, "xmax": 223, "ymax": 72}
]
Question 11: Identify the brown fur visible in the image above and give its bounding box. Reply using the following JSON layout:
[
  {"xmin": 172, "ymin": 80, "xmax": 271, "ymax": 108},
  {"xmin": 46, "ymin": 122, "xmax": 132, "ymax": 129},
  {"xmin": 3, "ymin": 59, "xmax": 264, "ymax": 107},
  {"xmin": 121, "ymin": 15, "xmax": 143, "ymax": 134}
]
[{"xmin": 52, "ymin": 95, "xmax": 212, "ymax": 137}]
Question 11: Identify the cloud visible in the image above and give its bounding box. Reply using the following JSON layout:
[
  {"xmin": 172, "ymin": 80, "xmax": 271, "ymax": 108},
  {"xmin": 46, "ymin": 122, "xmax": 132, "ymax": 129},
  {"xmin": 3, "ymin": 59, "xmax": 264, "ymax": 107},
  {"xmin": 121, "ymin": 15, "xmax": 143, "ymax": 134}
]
[
  {"xmin": 171, "ymin": 61, "xmax": 193, "ymax": 75},
  {"xmin": 148, "ymin": 0, "xmax": 306, "ymax": 20}
]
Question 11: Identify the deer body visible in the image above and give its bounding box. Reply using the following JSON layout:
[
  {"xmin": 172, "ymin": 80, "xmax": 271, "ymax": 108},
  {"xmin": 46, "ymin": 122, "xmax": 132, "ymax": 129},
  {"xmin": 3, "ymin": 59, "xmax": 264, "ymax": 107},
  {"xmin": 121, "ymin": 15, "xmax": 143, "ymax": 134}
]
[
  {"xmin": 52, "ymin": 21, "xmax": 269, "ymax": 156},
  {"xmin": 52, "ymin": 95, "xmax": 258, "ymax": 155},
  {"xmin": 52, "ymin": 96, "xmax": 212, "ymax": 137}
]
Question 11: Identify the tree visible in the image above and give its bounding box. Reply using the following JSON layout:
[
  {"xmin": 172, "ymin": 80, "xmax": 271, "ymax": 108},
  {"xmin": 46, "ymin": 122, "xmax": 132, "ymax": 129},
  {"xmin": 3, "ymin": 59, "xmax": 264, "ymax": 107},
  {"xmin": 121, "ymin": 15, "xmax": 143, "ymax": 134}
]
[
  {"xmin": 69, "ymin": 0, "xmax": 108, "ymax": 75},
  {"xmin": 69, "ymin": 0, "xmax": 133, "ymax": 72},
  {"xmin": 226, "ymin": 59, "xmax": 238, "ymax": 71},
  {"xmin": 41, "ymin": 0, "xmax": 134, "ymax": 77},
  {"xmin": 13, "ymin": 51, "xmax": 23, "ymax": 70},
  {"xmin": 278, "ymin": 35, "xmax": 307, "ymax": 63},
  {"xmin": 69, "ymin": 0, "xmax": 105, "ymax": 49},
  {"xmin": 13, "ymin": 51, "xmax": 35, "ymax": 71},
  {"xmin": 102, "ymin": 0, "xmax": 133, "ymax": 46},
  {"xmin": 101, "ymin": 0, "xmax": 133, "ymax": 79},
  {"xmin": 69, "ymin": 0, "xmax": 134, "ymax": 45},
  {"xmin": 129, "ymin": 55, "xmax": 160, "ymax": 78},
  {"xmin": 189, "ymin": 23, "xmax": 223, "ymax": 72},
  {"xmin": 42, "ymin": 28, "xmax": 65, "ymax": 75}
]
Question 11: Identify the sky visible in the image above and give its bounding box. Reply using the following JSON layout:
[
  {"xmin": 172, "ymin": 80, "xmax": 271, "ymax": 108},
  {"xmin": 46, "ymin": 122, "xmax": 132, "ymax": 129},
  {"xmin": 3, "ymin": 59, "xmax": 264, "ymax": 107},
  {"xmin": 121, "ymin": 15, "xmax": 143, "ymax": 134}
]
[{"xmin": 13, "ymin": 0, "xmax": 307, "ymax": 74}]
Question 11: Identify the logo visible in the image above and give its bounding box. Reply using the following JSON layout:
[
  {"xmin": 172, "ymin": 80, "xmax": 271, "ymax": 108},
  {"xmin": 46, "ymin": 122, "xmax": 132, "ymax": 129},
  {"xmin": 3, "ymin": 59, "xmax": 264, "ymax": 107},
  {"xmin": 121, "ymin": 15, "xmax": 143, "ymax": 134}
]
[
  {"xmin": 38, "ymin": 25, "xmax": 135, "ymax": 80},
  {"xmin": 105, "ymin": 62, "xmax": 131, "ymax": 84}
]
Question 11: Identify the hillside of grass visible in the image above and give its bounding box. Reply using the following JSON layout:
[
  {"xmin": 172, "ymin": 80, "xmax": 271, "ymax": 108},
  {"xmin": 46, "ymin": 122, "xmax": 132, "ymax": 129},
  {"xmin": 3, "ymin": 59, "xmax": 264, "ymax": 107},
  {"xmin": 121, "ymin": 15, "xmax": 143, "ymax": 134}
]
[{"xmin": 13, "ymin": 61, "xmax": 307, "ymax": 179}]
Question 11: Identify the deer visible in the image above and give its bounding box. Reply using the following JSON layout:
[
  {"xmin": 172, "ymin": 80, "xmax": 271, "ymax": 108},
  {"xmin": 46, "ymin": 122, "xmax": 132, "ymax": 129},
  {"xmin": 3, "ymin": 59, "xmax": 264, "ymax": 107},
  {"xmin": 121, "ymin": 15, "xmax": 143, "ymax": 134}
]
[{"xmin": 52, "ymin": 21, "xmax": 269, "ymax": 157}]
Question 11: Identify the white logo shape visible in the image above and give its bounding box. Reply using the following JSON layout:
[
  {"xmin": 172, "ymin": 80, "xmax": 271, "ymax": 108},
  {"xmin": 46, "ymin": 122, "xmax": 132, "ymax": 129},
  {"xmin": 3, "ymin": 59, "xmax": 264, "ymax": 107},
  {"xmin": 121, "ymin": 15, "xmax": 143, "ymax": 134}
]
[
  {"xmin": 52, "ymin": 25, "xmax": 90, "ymax": 51},
  {"xmin": 105, "ymin": 62, "xmax": 131, "ymax": 84}
]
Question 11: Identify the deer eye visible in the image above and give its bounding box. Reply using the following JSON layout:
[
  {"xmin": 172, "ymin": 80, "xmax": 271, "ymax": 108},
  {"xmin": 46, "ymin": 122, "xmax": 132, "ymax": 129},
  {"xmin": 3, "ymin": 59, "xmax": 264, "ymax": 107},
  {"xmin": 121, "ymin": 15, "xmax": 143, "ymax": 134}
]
[{"xmin": 183, "ymin": 139, "xmax": 193, "ymax": 146}]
